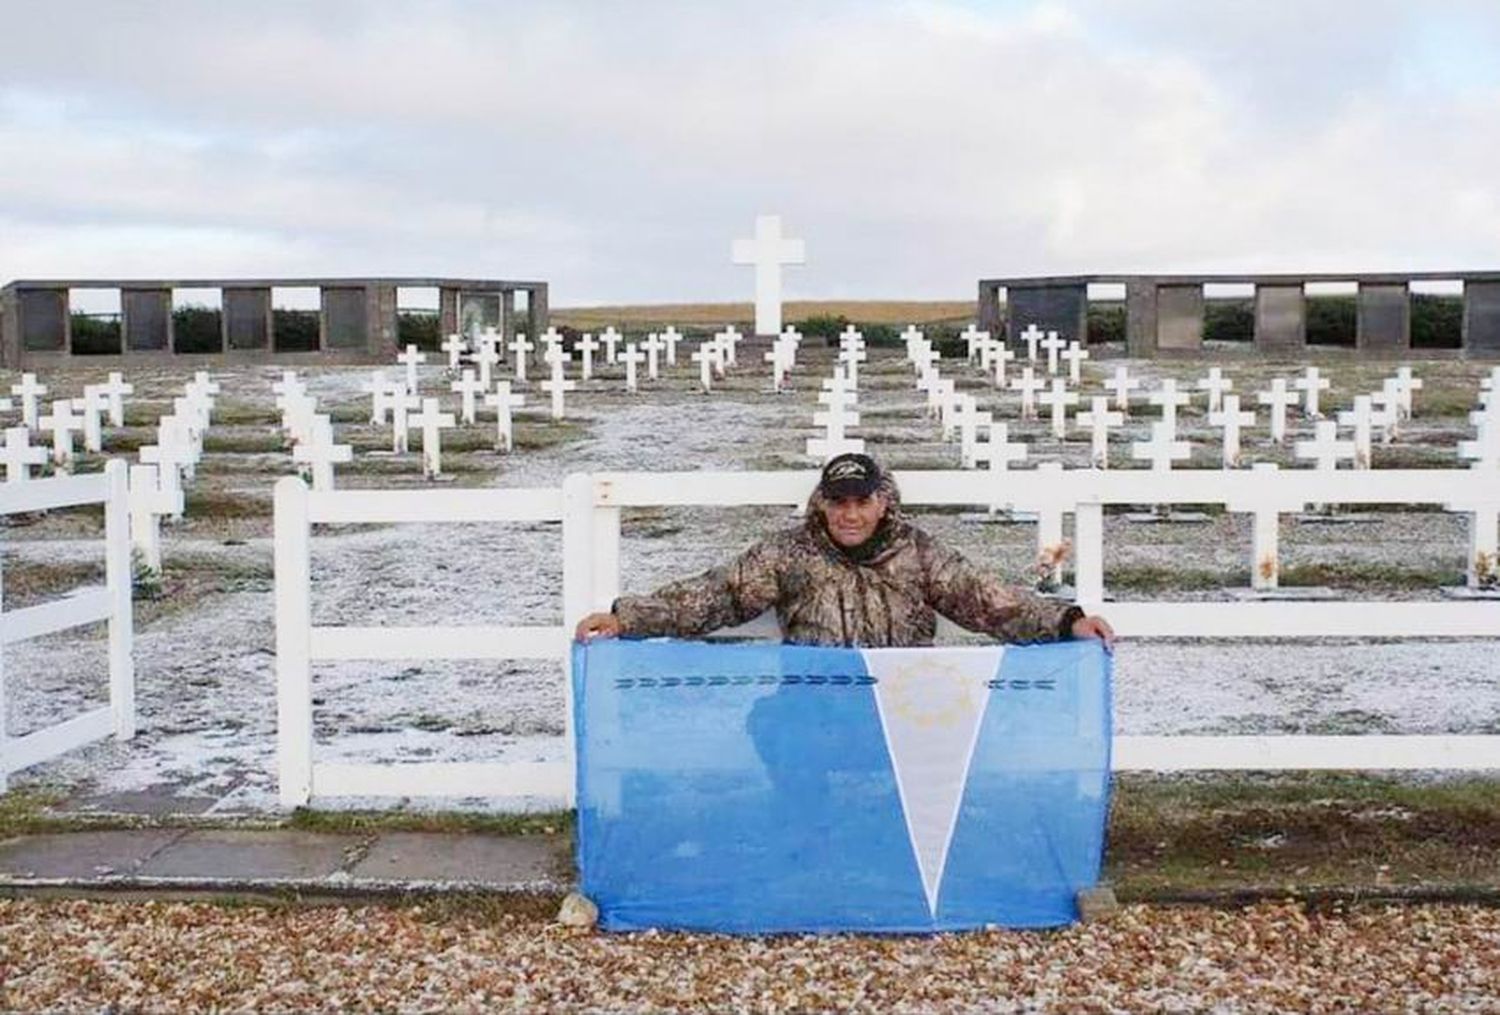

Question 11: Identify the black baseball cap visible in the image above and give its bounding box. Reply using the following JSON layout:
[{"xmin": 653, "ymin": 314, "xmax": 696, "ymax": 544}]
[{"xmin": 819, "ymin": 453, "xmax": 882, "ymax": 499}]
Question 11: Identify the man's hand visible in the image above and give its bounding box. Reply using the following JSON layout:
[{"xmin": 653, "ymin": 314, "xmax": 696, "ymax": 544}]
[
  {"xmin": 1071, "ymin": 614, "xmax": 1116, "ymax": 654},
  {"xmin": 574, "ymin": 611, "xmax": 622, "ymax": 642}
]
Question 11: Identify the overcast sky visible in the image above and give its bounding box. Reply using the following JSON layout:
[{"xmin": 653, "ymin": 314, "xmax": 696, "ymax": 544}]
[{"xmin": 3, "ymin": 1, "xmax": 1499, "ymax": 306}]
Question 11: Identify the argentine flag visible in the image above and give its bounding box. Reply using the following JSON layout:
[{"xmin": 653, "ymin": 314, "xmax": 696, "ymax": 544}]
[{"xmin": 573, "ymin": 638, "xmax": 1111, "ymax": 933}]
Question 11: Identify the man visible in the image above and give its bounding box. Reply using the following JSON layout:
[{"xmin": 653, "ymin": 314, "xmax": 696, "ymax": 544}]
[{"xmin": 574, "ymin": 452, "xmax": 1114, "ymax": 650}]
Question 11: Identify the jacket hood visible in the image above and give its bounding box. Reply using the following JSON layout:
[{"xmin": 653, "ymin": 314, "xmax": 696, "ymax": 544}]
[{"xmin": 804, "ymin": 468, "xmax": 909, "ymax": 565}]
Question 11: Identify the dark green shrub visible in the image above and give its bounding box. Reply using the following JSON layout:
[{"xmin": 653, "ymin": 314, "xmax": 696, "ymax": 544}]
[
  {"xmin": 273, "ymin": 309, "xmax": 320, "ymax": 351},
  {"xmin": 1306, "ymin": 294, "xmax": 1356, "ymax": 346},
  {"xmin": 173, "ymin": 305, "xmax": 222, "ymax": 353},
  {"xmin": 1204, "ymin": 299, "xmax": 1254, "ymax": 343},
  {"xmin": 863, "ymin": 323, "xmax": 901, "ymax": 347},
  {"xmin": 397, "ymin": 312, "xmax": 440, "ymax": 350},
  {"xmin": 1411, "ymin": 293, "xmax": 1462, "ymax": 349},
  {"xmin": 1087, "ymin": 302, "xmax": 1126, "ymax": 344},
  {"xmin": 929, "ymin": 324, "xmax": 965, "ymax": 359},
  {"xmin": 797, "ymin": 315, "xmax": 850, "ymax": 344},
  {"xmin": 69, "ymin": 314, "xmax": 121, "ymax": 354}
]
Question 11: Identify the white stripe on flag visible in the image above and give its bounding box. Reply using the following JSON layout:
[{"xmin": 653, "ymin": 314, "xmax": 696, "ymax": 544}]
[{"xmin": 865, "ymin": 646, "xmax": 1003, "ymax": 917}]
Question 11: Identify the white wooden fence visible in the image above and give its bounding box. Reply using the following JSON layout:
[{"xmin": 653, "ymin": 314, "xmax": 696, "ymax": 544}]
[
  {"xmin": 1, "ymin": 460, "xmax": 135, "ymax": 792},
  {"xmin": 275, "ymin": 466, "xmax": 1500, "ymax": 808}
]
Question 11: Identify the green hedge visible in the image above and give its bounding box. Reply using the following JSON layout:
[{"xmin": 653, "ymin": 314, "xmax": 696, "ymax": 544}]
[
  {"xmin": 273, "ymin": 309, "xmax": 320, "ymax": 352},
  {"xmin": 173, "ymin": 305, "xmax": 222, "ymax": 353},
  {"xmin": 69, "ymin": 314, "xmax": 121, "ymax": 354},
  {"xmin": 397, "ymin": 312, "xmax": 441, "ymax": 350}
]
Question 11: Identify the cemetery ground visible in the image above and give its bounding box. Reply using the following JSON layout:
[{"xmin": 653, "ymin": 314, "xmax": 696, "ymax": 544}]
[{"xmin": 1, "ymin": 341, "xmax": 1498, "ymax": 1007}]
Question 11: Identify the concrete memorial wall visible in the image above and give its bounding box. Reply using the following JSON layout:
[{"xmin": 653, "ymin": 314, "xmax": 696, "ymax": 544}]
[
  {"xmin": 1356, "ymin": 282, "xmax": 1410, "ymax": 352},
  {"xmin": 1254, "ymin": 284, "xmax": 1306, "ymax": 353},
  {"xmin": 1464, "ymin": 281, "xmax": 1500, "ymax": 356},
  {"xmin": 122, "ymin": 288, "xmax": 171, "ymax": 351}
]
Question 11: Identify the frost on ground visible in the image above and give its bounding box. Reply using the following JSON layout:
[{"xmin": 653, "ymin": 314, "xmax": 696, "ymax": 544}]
[{"xmin": 1, "ymin": 350, "xmax": 1497, "ymax": 815}]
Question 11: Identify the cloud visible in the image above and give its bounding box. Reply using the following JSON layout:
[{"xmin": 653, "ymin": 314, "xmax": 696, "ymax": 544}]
[{"xmin": 2, "ymin": 1, "xmax": 1498, "ymax": 303}]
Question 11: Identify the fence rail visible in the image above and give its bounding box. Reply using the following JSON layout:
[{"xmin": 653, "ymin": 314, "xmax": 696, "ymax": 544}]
[
  {"xmin": 275, "ymin": 467, "xmax": 1500, "ymax": 808},
  {"xmin": 0, "ymin": 461, "xmax": 135, "ymax": 792}
]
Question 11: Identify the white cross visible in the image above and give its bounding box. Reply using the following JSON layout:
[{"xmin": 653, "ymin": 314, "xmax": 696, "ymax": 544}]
[
  {"xmin": 838, "ymin": 342, "xmax": 868, "ymax": 389},
  {"xmin": 955, "ymin": 396, "xmax": 995, "ymax": 468},
  {"xmin": 1148, "ymin": 378, "xmax": 1191, "ymax": 429},
  {"xmin": 38, "ymin": 398, "xmax": 82, "ymax": 469},
  {"xmin": 1337, "ymin": 395, "xmax": 1379, "ymax": 469},
  {"xmin": 928, "ymin": 377, "xmax": 957, "ymax": 427},
  {"xmin": 1459, "ymin": 402, "xmax": 1500, "ymax": 469},
  {"xmin": 1257, "ymin": 378, "xmax": 1298, "ymax": 444},
  {"xmin": 1040, "ymin": 330, "xmax": 1067, "ymax": 375},
  {"xmin": 731, "ymin": 213, "xmax": 805, "ymax": 336},
  {"xmin": 389, "ymin": 390, "xmax": 422, "ymax": 454},
  {"xmin": 1, "ymin": 426, "xmax": 47, "ymax": 482},
  {"xmin": 541, "ymin": 360, "xmax": 577, "ymax": 420},
  {"xmin": 272, "ymin": 370, "xmax": 304, "ymax": 399},
  {"xmin": 1018, "ymin": 324, "xmax": 1044, "ymax": 364},
  {"xmin": 375, "ymin": 377, "xmax": 406, "ymax": 428},
  {"xmin": 618, "ymin": 343, "xmax": 645, "ymax": 393},
  {"xmin": 508, "ymin": 333, "xmax": 535, "ymax": 382},
  {"xmin": 661, "ymin": 325, "xmax": 683, "ymax": 366},
  {"xmin": 959, "ymin": 324, "xmax": 988, "ymax": 363},
  {"xmin": 441, "ymin": 333, "xmax": 468, "ymax": 371},
  {"xmin": 362, "ymin": 370, "xmax": 392, "ymax": 424},
  {"xmin": 539, "ymin": 326, "xmax": 565, "ymax": 367},
  {"xmin": 1038, "ymin": 377, "xmax": 1080, "ymax": 439},
  {"xmin": 600, "ymin": 326, "xmax": 623, "ymax": 364},
  {"xmin": 11, "ymin": 373, "xmax": 46, "ymax": 429},
  {"xmin": 1208, "ymin": 394, "xmax": 1257, "ymax": 468},
  {"xmin": 690, "ymin": 342, "xmax": 715, "ymax": 393},
  {"xmin": 409, "ymin": 397, "xmax": 456, "ymax": 478},
  {"xmin": 138, "ymin": 422, "xmax": 196, "ymax": 507},
  {"xmin": 1009, "ymin": 367, "xmax": 1045, "ymax": 421},
  {"xmin": 127, "ymin": 463, "xmax": 183, "ymax": 573},
  {"xmin": 73, "ymin": 387, "xmax": 109, "ymax": 453},
  {"xmin": 276, "ymin": 388, "xmax": 317, "ymax": 446},
  {"xmin": 542, "ymin": 337, "xmax": 571, "ymax": 374},
  {"xmin": 1060, "ymin": 341, "xmax": 1090, "ymax": 385},
  {"xmin": 839, "ymin": 324, "xmax": 865, "ymax": 352},
  {"xmin": 396, "ymin": 344, "xmax": 427, "ymax": 393},
  {"xmin": 473, "ymin": 341, "xmax": 502, "ymax": 389},
  {"xmin": 1373, "ymin": 379, "xmax": 1403, "ymax": 441},
  {"xmin": 1132, "ymin": 420, "xmax": 1192, "ymax": 473},
  {"xmin": 818, "ymin": 368, "xmax": 858, "ymax": 415},
  {"xmin": 484, "ymin": 381, "xmax": 525, "ymax": 452},
  {"xmin": 1075, "ymin": 396, "xmax": 1124, "ymax": 468},
  {"xmin": 577, "ymin": 333, "xmax": 600, "ymax": 380},
  {"xmin": 1196, "ymin": 367, "xmax": 1233, "ymax": 414},
  {"xmin": 911, "ymin": 343, "xmax": 939, "ymax": 379},
  {"xmin": 450, "ymin": 369, "xmax": 486, "ymax": 424},
  {"xmin": 642, "ymin": 332, "xmax": 665, "ymax": 381},
  {"xmin": 989, "ymin": 343, "xmax": 1016, "ymax": 389},
  {"xmin": 98, "ymin": 372, "xmax": 133, "ymax": 427},
  {"xmin": 292, "ymin": 415, "xmax": 353, "ymax": 492},
  {"xmin": 901, "ymin": 326, "xmax": 925, "ymax": 363},
  {"xmin": 1104, "ymin": 364, "xmax": 1141, "ymax": 414},
  {"xmin": 715, "ymin": 325, "xmax": 741, "ymax": 371},
  {"xmin": 764, "ymin": 340, "xmax": 793, "ymax": 393},
  {"xmin": 1294, "ymin": 366, "xmax": 1330, "ymax": 418},
  {"xmin": 1295, "ymin": 419, "xmax": 1356, "ymax": 471},
  {"xmin": 971, "ymin": 420, "xmax": 1029, "ymax": 473},
  {"xmin": 1392, "ymin": 366, "xmax": 1423, "ymax": 419}
]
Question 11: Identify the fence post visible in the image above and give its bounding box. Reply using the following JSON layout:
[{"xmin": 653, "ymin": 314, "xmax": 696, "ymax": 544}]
[
  {"xmin": 560, "ymin": 472, "xmax": 598, "ymax": 805},
  {"xmin": 274, "ymin": 475, "xmax": 314, "ymax": 808},
  {"xmin": 1074, "ymin": 500, "xmax": 1105, "ymax": 605},
  {"xmin": 1466, "ymin": 507, "xmax": 1498, "ymax": 588},
  {"xmin": 103, "ymin": 459, "xmax": 136, "ymax": 739}
]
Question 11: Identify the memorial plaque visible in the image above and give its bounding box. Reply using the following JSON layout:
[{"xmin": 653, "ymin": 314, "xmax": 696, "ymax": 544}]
[
  {"xmin": 322, "ymin": 287, "xmax": 367, "ymax": 349},
  {"xmin": 1125, "ymin": 280, "xmax": 1158, "ymax": 356},
  {"xmin": 1464, "ymin": 280, "xmax": 1500, "ymax": 356},
  {"xmin": 1007, "ymin": 284, "xmax": 1087, "ymax": 346},
  {"xmin": 1157, "ymin": 284, "xmax": 1204, "ymax": 351},
  {"xmin": 501, "ymin": 289, "xmax": 515, "ymax": 342},
  {"xmin": 1254, "ymin": 284, "xmax": 1306, "ymax": 353},
  {"xmin": 20, "ymin": 289, "xmax": 67, "ymax": 351},
  {"xmin": 460, "ymin": 293, "xmax": 501, "ymax": 335},
  {"xmin": 1356, "ymin": 282, "xmax": 1409, "ymax": 353},
  {"xmin": 123, "ymin": 288, "xmax": 171, "ymax": 351},
  {"xmin": 224, "ymin": 287, "xmax": 271, "ymax": 350},
  {"xmin": 977, "ymin": 282, "xmax": 1003, "ymax": 338}
]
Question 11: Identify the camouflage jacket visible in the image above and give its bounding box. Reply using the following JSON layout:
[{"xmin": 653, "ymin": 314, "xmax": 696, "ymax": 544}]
[{"xmin": 613, "ymin": 474, "xmax": 1081, "ymax": 648}]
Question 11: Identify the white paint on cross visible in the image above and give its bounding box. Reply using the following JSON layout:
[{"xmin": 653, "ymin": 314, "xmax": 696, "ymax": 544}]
[
  {"xmin": 472, "ymin": 341, "xmax": 502, "ymax": 390},
  {"xmin": 618, "ymin": 343, "xmax": 646, "ymax": 394},
  {"xmin": 1336, "ymin": 395, "xmax": 1378, "ymax": 469},
  {"xmin": 1040, "ymin": 330, "xmax": 1067, "ymax": 376},
  {"xmin": 389, "ymin": 390, "xmax": 422, "ymax": 454},
  {"xmin": 1132, "ymin": 420, "xmax": 1192, "ymax": 473},
  {"xmin": 1257, "ymin": 378, "xmax": 1298, "ymax": 444},
  {"xmin": 661, "ymin": 325, "xmax": 683, "ymax": 366},
  {"xmin": 1104, "ymin": 364, "xmax": 1141, "ymax": 415},
  {"xmin": 450, "ymin": 369, "xmax": 486, "ymax": 425},
  {"xmin": 292, "ymin": 415, "xmax": 352, "ymax": 491},
  {"xmin": 1393, "ymin": 366, "xmax": 1423, "ymax": 419},
  {"xmin": 441, "ymin": 333, "xmax": 468, "ymax": 371},
  {"xmin": 362, "ymin": 370, "xmax": 393, "ymax": 424},
  {"xmin": 642, "ymin": 332, "xmax": 665, "ymax": 381},
  {"xmin": 1038, "ymin": 377, "xmax": 1080, "ymax": 439},
  {"xmin": 971, "ymin": 420, "xmax": 1029, "ymax": 474},
  {"xmin": 1148, "ymin": 378, "xmax": 1191, "ymax": 430},
  {"xmin": 1018, "ymin": 324, "xmax": 1044, "ymax": 364},
  {"xmin": 1294, "ymin": 366, "xmax": 1330, "ymax": 418},
  {"xmin": 1459, "ymin": 402, "xmax": 1500, "ymax": 470},
  {"xmin": 38, "ymin": 398, "xmax": 82, "ymax": 469},
  {"xmin": 99, "ymin": 372, "xmax": 133, "ymax": 427},
  {"xmin": 955, "ymin": 396, "xmax": 994, "ymax": 468},
  {"xmin": 409, "ymin": 397, "xmax": 456, "ymax": 479},
  {"xmin": 989, "ymin": 343, "xmax": 1016, "ymax": 389},
  {"xmin": 714, "ymin": 325, "xmax": 741, "ymax": 371},
  {"xmin": 959, "ymin": 324, "xmax": 988, "ymax": 363},
  {"xmin": 127, "ymin": 463, "xmax": 183, "ymax": 574},
  {"xmin": 1196, "ymin": 367, "xmax": 1233, "ymax": 414},
  {"xmin": 1, "ymin": 426, "xmax": 47, "ymax": 482},
  {"xmin": 396, "ymin": 344, "xmax": 427, "ymax": 393},
  {"xmin": 541, "ymin": 360, "xmax": 577, "ymax": 420},
  {"xmin": 577, "ymin": 333, "xmax": 600, "ymax": 380},
  {"xmin": 1061, "ymin": 341, "xmax": 1089, "ymax": 385},
  {"xmin": 1208, "ymin": 394, "xmax": 1257, "ymax": 468},
  {"xmin": 600, "ymin": 326, "xmax": 623, "ymax": 365},
  {"xmin": 484, "ymin": 382, "xmax": 525, "ymax": 452},
  {"xmin": 1010, "ymin": 367, "xmax": 1044, "ymax": 421},
  {"xmin": 138, "ymin": 423, "xmax": 195, "ymax": 510},
  {"xmin": 764, "ymin": 340, "xmax": 793, "ymax": 393},
  {"xmin": 11, "ymin": 373, "xmax": 46, "ymax": 430},
  {"xmin": 508, "ymin": 333, "xmax": 534, "ymax": 383},
  {"xmin": 1075, "ymin": 396, "xmax": 1124, "ymax": 468},
  {"xmin": 690, "ymin": 342, "xmax": 716, "ymax": 393},
  {"xmin": 539, "ymin": 326, "xmax": 565, "ymax": 368},
  {"xmin": 731, "ymin": 213, "xmax": 805, "ymax": 336},
  {"xmin": 1295, "ymin": 419, "xmax": 1357, "ymax": 471},
  {"xmin": 73, "ymin": 387, "xmax": 108, "ymax": 453}
]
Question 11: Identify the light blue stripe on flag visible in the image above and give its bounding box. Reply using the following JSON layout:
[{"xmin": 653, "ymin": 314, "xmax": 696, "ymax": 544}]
[{"xmin": 573, "ymin": 638, "xmax": 1110, "ymax": 933}]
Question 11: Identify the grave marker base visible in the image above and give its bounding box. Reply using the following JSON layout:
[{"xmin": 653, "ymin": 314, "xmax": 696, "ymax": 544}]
[
  {"xmin": 1228, "ymin": 587, "xmax": 1340, "ymax": 602},
  {"xmin": 1438, "ymin": 586, "xmax": 1500, "ymax": 600},
  {"xmin": 1121, "ymin": 510, "xmax": 1213, "ymax": 524},
  {"xmin": 960, "ymin": 510, "xmax": 1039, "ymax": 524}
]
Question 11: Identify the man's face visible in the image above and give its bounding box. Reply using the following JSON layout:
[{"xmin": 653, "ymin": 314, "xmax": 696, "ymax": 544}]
[{"xmin": 824, "ymin": 492, "xmax": 887, "ymax": 548}]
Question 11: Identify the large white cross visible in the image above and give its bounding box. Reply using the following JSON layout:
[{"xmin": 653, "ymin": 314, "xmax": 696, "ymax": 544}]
[
  {"xmin": 484, "ymin": 382, "xmax": 525, "ymax": 452},
  {"xmin": 1038, "ymin": 377, "xmax": 1080, "ymax": 439},
  {"xmin": 396, "ymin": 344, "xmax": 427, "ymax": 393},
  {"xmin": 1196, "ymin": 367, "xmax": 1233, "ymax": 414},
  {"xmin": 99, "ymin": 372, "xmax": 133, "ymax": 427},
  {"xmin": 11, "ymin": 373, "xmax": 46, "ymax": 429},
  {"xmin": 1104, "ymin": 364, "xmax": 1141, "ymax": 415},
  {"xmin": 1295, "ymin": 419, "xmax": 1356, "ymax": 471},
  {"xmin": 661, "ymin": 325, "xmax": 683, "ymax": 366},
  {"xmin": 1060, "ymin": 341, "xmax": 1089, "ymax": 385},
  {"xmin": 1018, "ymin": 324, "xmax": 1044, "ymax": 363},
  {"xmin": 450, "ymin": 369, "xmax": 486, "ymax": 424},
  {"xmin": 642, "ymin": 332, "xmax": 665, "ymax": 381},
  {"xmin": 1009, "ymin": 367, "xmax": 1045, "ymax": 421},
  {"xmin": 1294, "ymin": 366, "xmax": 1330, "ymax": 418},
  {"xmin": 292, "ymin": 415, "xmax": 353, "ymax": 492},
  {"xmin": 127, "ymin": 463, "xmax": 183, "ymax": 573},
  {"xmin": 409, "ymin": 397, "xmax": 456, "ymax": 479},
  {"xmin": 508, "ymin": 333, "xmax": 534, "ymax": 382},
  {"xmin": 1075, "ymin": 396, "xmax": 1124, "ymax": 469},
  {"xmin": 1132, "ymin": 420, "xmax": 1191, "ymax": 473},
  {"xmin": 1257, "ymin": 378, "xmax": 1298, "ymax": 444},
  {"xmin": 619, "ymin": 344, "xmax": 646, "ymax": 393},
  {"xmin": 1208, "ymin": 394, "xmax": 1257, "ymax": 468},
  {"xmin": 541, "ymin": 361, "xmax": 577, "ymax": 420},
  {"xmin": 1336, "ymin": 395, "xmax": 1378, "ymax": 469},
  {"xmin": 1, "ymin": 426, "xmax": 47, "ymax": 483},
  {"xmin": 731, "ymin": 213, "xmax": 805, "ymax": 336}
]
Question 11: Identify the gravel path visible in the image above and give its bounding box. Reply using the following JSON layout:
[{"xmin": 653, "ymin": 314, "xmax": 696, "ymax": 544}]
[{"xmin": 2, "ymin": 898, "xmax": 1498, "ymax": 1011}]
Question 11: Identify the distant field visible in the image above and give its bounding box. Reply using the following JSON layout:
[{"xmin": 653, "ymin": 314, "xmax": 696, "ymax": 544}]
[{"xmin": 552, "ymin": 300, "xmax": 975, "ymax": 330}]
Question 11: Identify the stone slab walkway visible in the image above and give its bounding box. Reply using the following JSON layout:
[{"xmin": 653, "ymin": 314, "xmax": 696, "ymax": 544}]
[{"xmin": 0, "ymin": 829, "xmax": 572, "ymax": 896}]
